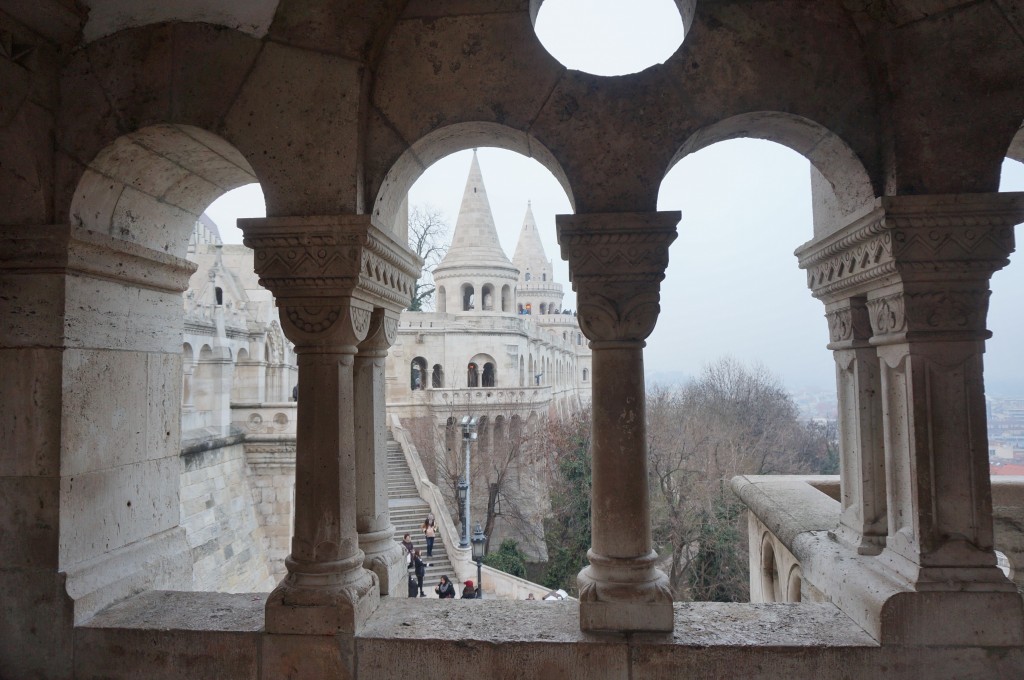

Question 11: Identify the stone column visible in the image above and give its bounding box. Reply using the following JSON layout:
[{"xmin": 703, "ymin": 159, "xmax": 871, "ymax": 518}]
[
  {"xmin": 865, "ymin": 196, "xmax": 1022, "ymax": 589},
  {"xmin": 355, "ymin": 308, "xmax": 406, "ymax": 596},
  {"xmin": 557, "ymin": 211, "xmax": 679, "ymax": 633},
  {"xmin": 241, "ymin": 215, "xmax": 420, "ymax": 635},
  {"xmin": 823, "ymin": 297, "xmax": 887, "ymax": 555}
]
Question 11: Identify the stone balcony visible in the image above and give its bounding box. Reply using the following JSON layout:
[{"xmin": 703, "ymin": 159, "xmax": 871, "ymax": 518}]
[
  {"xmin": 733, "ymin": 474, "xmax": 1024, "ymax": 644},
  {"xmin": 390, "ymin": 385, "xmax": 555, "ymax": 414}
]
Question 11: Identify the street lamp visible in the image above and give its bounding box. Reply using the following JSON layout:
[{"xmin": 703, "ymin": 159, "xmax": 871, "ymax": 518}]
[
  {"xmin": 471, "ymin": 522, "xmax": 487, "ymax": 599},
  {"xmin": 459, "ymin": 416, "xmax": 477, "ymax": 549},
  {"xmin": 456, "ymin": 477, "xmax": 468, "ymax": 531}
]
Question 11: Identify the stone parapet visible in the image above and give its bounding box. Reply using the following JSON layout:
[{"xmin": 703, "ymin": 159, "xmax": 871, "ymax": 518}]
[{"xmin": 734, "ymin": 474, "xmax": 1024, "ymax": 646}]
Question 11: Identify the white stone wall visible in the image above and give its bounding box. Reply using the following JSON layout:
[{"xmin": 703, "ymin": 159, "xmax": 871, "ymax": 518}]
[{"xmin": 179, "ymin": 442, "xmax": 276, "ymax": 593}]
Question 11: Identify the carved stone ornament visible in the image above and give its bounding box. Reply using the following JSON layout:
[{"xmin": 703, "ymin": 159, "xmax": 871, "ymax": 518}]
[
  {"xmin": 797, "ymin": 194, "xmax": 1021, "ymax": 303},
  {"xmin": 238, "ymin": 215, "xmax": 422, "ymax": 312},
  {"xmin": 867, "ymin": 288, "xmax": 991, "ymax": 339},
  {"xmin": 576, "ymin": 286, "xmax": 662, "ymax": 343},
  {"xmin": 825, "ymin": 299, "xmax": 872, "ymax": 346},
  {"xmin": 556, "ymin": 212, "xmax": 679, "ymax": 344}
]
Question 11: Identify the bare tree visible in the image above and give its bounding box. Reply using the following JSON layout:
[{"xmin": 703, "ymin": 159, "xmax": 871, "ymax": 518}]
[
  {"xmin": 407, "ymin": 204, "xmax": 449, "ymax": 311},
  {"xmin": 647, "ymin": 358, "xmax": 835, "ymax": 601}
]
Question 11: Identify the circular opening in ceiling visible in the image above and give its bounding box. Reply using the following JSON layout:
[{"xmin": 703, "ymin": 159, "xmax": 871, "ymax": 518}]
[{"xmin": 532, "ymin": 0, "xmax": 691, "ymax": 77}]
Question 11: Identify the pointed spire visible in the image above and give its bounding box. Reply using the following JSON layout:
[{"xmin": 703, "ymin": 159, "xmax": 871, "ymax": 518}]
[
  {"xmin": 435, "ymin": 150, "xmax": 515, "ymax": 272},
  {"xmin": 512, "ymin": 201, "xmax": 553, "ymax": 283}
]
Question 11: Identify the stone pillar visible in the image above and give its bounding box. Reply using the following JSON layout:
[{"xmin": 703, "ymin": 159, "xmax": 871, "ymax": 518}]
[
  {"xmin": 824, "ymin": 297, "xmax": 887, "ymax": 555},
  {"xmin": 241, "ymin": 215, "xmax": 420, "ymax": 636},
  {"xmin": 866, "ymin": 197, "xmax": 1022, "ymax": 587},
  {"xmin": 798, "ymin": 193, "xmax": 1024, "ymax": 643},
  {"xmin": 557, "ymin": 211, "xmax": 679, "ymax": 633},
  {"xmin": 355, "ymin": 308, "xmax": 406, "ymax": 596}
]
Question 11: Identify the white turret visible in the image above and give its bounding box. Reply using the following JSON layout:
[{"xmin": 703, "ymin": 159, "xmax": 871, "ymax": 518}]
[
  {"xmin": 511, "ymin": 202, "xmax": 564, "ymax": 316},
  {"xmin": 432, "ymin": 150, "xmax": 519, "ymax": 314}
]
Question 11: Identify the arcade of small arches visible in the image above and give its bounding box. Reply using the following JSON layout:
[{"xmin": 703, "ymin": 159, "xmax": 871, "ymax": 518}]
[{"xmin": 4, "ymin": 2, "xmax": 1024, "ymax": 678}]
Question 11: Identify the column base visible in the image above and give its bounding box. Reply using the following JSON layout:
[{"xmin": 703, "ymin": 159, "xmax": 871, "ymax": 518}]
[
  {"xmin": 577, "ymin": 552, "xmax": 674, "ymax": 633},
  {"xmin": 265, "ymin": 555, "xmax": 380, "ymax": 635},
  {"xmin": 359, "ymin": 526, "xmax": 406, "ymax": 597}
]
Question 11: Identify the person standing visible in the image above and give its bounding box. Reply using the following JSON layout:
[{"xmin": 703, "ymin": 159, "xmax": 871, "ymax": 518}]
[
  {"xmin": 422, "ymin": 517, "xmax": 437, "ymax": 557},
  {"xmin": 411, "ymin": 549, "xmax": 430, "ymax": 597},
  {"xmin": 401, "ymin": 533, "xmax": 415, "ymax": 568},
  {"xmin": 461, "ymin": 580, "xmax": 476, "ymax": 599}
]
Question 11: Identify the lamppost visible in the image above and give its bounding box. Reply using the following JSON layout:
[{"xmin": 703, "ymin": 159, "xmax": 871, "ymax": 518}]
[
  {"xmin": 459, "ymin": 415, "xmax": 477, "ymax": 549},
  {"xmin": 456, "ymin": 477, "xmax": 468, "ymax": 545},
  {"xmin": 471, "ymin": 522, "xmax": 487, "ymax": 599}
]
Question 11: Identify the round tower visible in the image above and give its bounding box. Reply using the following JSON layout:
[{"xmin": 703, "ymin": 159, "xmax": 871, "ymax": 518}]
[{"xmin": 432, "ymin": 150, "xmax": 520, "ymax": 315}]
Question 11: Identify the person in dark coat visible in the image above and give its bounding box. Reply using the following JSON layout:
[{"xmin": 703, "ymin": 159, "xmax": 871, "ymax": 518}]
[
  {"xmin": 434, "ymin": 575, "xmax": 456, "ymax": 599},
  {"xmin": 461, "ymin": 579, "xmax": 476, "ymax": 599},
  {"xmin": 411, "ymin": 549, "xmax": 431, "ymax": 597}
]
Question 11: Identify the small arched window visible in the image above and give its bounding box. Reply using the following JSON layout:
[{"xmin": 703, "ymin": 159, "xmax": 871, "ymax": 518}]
[
  {"xmin": 482, "ymin": 362, "xmax": 496, "ymax": 387},
  {"xmin": 525, "ymin": 272, "xmax": 531, "ymax": 282},
  {"xmin": 461, "ymin": 283, "xmax": 475, "ymax": 311},
  {"xmin": 410, "ymin": 357, "xmax": 428, "ymax": 391},
  {"xmin": 432, "ymin": 364, "xmax": 444, "ymax": 388},
  {"xmin": 467, "ymin": 362, "xmax": 479, "ymax": 387},
  {"xmin": 215, "ymin": 286, "xmax": 224, "ymax": 305},
  {"xmin": 582, "ymin": 368, "xmax": 589, "ymax": 382}
]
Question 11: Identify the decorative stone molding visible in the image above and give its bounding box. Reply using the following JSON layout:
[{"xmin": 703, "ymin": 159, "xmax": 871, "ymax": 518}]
[
  {"xmin": 239, "ymin": 215, "xmax": 422, "ymax": 313},
  {"xmin": 797, "ymin": 194, "xmax": 1022, "ymax": 302},
  {"xmin": 0, "ymin": 224, "xmax": 197, "ymax": 293}
]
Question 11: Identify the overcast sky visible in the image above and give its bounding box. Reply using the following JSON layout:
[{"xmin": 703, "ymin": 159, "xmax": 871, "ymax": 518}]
[{"xmin": 207, "ymin": 0, "xmax": 1024, "ymax": 395}]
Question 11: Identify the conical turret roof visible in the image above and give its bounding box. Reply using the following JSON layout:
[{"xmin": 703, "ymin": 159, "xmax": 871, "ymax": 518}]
[
  {"xmin": 511, "ymin": 202, "xmax": 553, "ymax": 282},
  {"xmin": 434, "ymin": 151, "xmax": 516, "ymax": 274}
]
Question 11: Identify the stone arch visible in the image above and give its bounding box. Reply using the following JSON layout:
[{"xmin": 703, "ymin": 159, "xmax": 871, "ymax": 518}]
[
  {"xmin": 411, "ymin": 357, "xmax": 428, "ymax": 391},
  {"xmin": 182, "ymin": 343, "xmax": 195, "ymax": 408},
  {"xmin": 482, "ymin": 283, "xmax": 496, "ymax": 311},
  {"xmin": 471, "ymin": 353, "xmax": 498, "ymax": 388},
  {"xmin": 438, "ymin": 286, "xmax": 447, "ymax": 313},
  {"xmin": 431, "ymin": 364, "xmax": 445, "ymax": 389},
  {"xmin": 519, "ymin": 356, "xmax": 525, "ymax": 387},
  {"xmin": 68, "ymin": 124, "xmax": 260, "ymax": 258},
  {"xmin": 461, "ymin": 283, "xmax": 475, "ymax": 311},
  {"xmin": 667, "ymin": 112, "xmax": 876, "ymax": 238},
  {"xmin": 501, "ymin": 285, "xmax": 512, "ymax": 312},
  {"xmin": 1007, "ymin": 122, "xmax": 1024, "ymax": 165},
  {"xmin": 759, "ymin": 534, "xmax": 781, "ymax": 603},
  {"xmin": 372, "ymin": 122, "xmax": 577, "ymax": 235},
  {"xmin": 786, "ymin": 565, "xmax": 803, "ymax": 603}
]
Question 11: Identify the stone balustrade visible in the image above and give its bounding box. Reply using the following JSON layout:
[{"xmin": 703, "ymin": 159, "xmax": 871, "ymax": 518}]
[{"xmin": 735, "ymin": 474, "xmax": 1024, "ymax": 636}]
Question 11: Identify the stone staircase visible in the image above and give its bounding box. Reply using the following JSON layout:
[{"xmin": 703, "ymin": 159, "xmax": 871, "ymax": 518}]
[{"xmin": 387, "ymin": 431, "xmax": 458, "ymax": 590}]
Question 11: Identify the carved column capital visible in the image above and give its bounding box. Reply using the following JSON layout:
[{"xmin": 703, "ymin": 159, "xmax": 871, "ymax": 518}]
[
  {"xmin": 825, "ymin": 298, "xmax": 873, "ymax": 349},
  {"xmin": 556, "ymin": 211, "xmax": 679, "ymax": 344},
  {"xmin": 239, "ymin": 215, "xmax": 422, "ymax": 349},
  {"xmin": 358, "ymin": 308, "xmax": 400, "ymax": 355}
]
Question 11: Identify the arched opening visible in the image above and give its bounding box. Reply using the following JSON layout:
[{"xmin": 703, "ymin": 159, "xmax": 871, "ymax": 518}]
[
  {"xmin": 525, "ymin": 272, "xmax": 532, "ymax": 282},
  {"xmin": 582, "ymin": 368, "xmax": 589, "ymax": 382},
  {"xmin": 482, "ymin": 283, "xmax": 495, "ymax": 310},
  {"xmin": 531, "ymin": 0, "xmax": 691, "ymax": 77},
  {"xmin": 520, "ymin": 356, "xmax": 525, "ymax": 386},
  {"xmin": 432, "ymin": 364, "xmax": 445, "ymax": 388},
  {"xmin": 59, "ymin": 121, "xmax": 288, "ymax": 605},
  {"xmin": 467, "ymin": 362, "xmax": 480, "ymax": 387},
  {"xmin": 760, "ymin": 535, "xmax": 780, "ymax": 603},
  {"xmin": 438, "ymin": 286, "xmax": 447, "ymax": 313},
  {"xmin": 411, "ymin": 357, "xmax": 428, "ymax": 390},
  {"xmin": 462, "ymin": 283, "xmax": 475, "ymax": 311},
  {"xmin": 501, "ymin": 285, "xmax": 512, "ymax": 312},
  {"xmin": 470, "ymin": 353, "xmax": 498, "ymax": 388},
  {"xmin": 540, "ymin": 302, "xmax": 547, "ymax": 315},
  {"xmin": 786, "ymin": 566, "xmax": 803, "ymax": 603},
  {"xmin": 655, "ymin": 132, "xmax": 860, "ymax": 416}
]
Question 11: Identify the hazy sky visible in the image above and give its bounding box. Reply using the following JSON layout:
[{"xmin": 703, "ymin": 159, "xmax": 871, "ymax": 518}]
[{"xmin": 207, "ymin": 0, "xmax": 1024, "ymax": 394}]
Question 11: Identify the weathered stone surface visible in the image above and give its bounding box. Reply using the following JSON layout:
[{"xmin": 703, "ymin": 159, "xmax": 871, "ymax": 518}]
[{"xmin": 76, "ymin": 591, "xmax": 263, "ymax": 680}]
